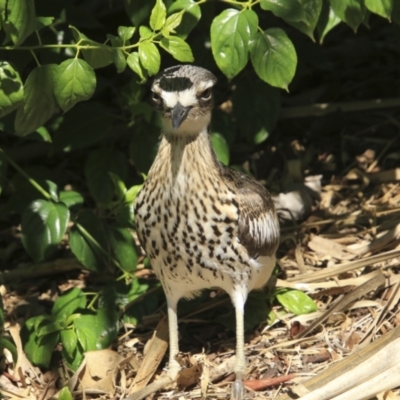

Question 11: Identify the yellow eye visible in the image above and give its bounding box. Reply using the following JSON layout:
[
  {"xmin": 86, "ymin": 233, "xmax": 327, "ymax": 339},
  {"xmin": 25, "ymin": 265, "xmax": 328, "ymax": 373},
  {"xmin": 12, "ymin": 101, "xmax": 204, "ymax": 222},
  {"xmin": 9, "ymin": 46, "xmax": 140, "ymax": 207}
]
[
  {"xmin": 152, "ymin": 92, "xmax": 161, "ymax": 104},
  {"xmin": 200, "ymin": 88, "xmax": 212, "ymax": 101}
]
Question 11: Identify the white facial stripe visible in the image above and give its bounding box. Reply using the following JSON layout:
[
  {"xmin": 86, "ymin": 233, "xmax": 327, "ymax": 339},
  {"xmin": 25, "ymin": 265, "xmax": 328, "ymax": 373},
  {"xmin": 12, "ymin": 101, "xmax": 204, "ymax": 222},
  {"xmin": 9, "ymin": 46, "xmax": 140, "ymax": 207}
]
[
  {"xmin": 197, "ymin": 80, "xmax": 215, "ymax": 92},
  {"xmin": 161, "ymin": 87, "xmax": 199, "ymax": 108}
]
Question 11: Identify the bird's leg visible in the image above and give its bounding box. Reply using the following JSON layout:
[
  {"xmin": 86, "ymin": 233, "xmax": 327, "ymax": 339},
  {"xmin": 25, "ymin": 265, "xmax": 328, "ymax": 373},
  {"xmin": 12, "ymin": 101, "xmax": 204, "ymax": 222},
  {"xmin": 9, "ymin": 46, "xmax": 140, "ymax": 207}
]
[
  {"xmin": 231, "ymin": 290, "xmax": 247, "ymax": 400},
  {"xmin": 166, "ymin": 297, "xmax": 181, "ymax": 378}
]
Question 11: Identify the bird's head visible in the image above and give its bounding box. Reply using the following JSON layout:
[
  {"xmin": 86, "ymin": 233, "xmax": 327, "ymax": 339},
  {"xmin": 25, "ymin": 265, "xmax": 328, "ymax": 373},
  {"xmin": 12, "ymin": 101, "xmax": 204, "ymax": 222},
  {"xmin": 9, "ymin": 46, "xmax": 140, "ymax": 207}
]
[{"xmin": 151, "ymin": 65, "xmax": 217, "ymax": 136}]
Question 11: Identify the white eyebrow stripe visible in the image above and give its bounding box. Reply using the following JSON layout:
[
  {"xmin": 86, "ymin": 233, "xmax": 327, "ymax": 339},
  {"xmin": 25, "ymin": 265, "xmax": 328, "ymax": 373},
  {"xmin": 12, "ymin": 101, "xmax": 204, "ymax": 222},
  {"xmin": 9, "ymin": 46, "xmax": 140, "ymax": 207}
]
[{"xmin": 161, "ymin": 87, "xmax": 198, "ymax": 108}]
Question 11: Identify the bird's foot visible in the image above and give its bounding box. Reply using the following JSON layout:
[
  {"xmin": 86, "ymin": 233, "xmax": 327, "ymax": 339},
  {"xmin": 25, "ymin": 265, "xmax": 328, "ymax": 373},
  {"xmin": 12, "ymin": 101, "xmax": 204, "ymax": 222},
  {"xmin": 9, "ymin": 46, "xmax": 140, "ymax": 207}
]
[{"xmin": 230, "ymin": 379, "xmax": 246, "ymax": 400}]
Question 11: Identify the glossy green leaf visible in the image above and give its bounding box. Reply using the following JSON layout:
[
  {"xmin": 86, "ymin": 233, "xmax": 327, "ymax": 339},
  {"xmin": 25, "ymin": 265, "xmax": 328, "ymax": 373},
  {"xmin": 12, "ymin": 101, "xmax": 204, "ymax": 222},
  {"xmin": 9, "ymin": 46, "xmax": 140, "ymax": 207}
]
[
  {"xmin": 58, "ymin": 387, "xmax": 73, "ymax": 400},
  {"xmin": 127, "ymin": 52, "xmax": 147, "ymax": 82},
  {"xmin": 37, "ymin": 320, "xmax": 63, "ymax": 337},
  {"xmin": 160, "ymin": 36, "xmax": 194, "ymax": 62},
  {"xmin": 69, "ymin": 213, "xmax": 109, "ymax": 272},
  {"xmin": 125, "ymin": 184, "xmax": 143, "ymax": 204},
  {"xmin": 364, "ymin": 0, "xmax": 393, "ymax": 19},
  {"xmin": 71, "ymin": 26, "xmax": 114, "ymax": 70},
  {"xmin": 108, "ymin": 227, "xmax": 138, "ymax": 273},
  {"xmin": 60, "ymin": 329, "xmax": 78, "ymax": 359},
  {"xmin": 14, "ymin": 65, "xmax": 57, "ymax": 136},
  {"xmin": 0, "ymin": 61, "xmax": 24, "ymax": 119},
  {"xmin": 3, "ymin": 0, "xmax": 36, "ymax": 45},
  {"xmin": 139, "ymin": 25, "xmax": 153, "ymax": 39},
  {"xmin": 74, "ymin": 308, "xmax": 118, "ymax": 351},
  {"xmin": 150, "ymin": 0, "xmax": 166, "ymax": 30},
  {"xmin": 139, "ymin": 42, "xmax": 161, "ymax": 76},
  {"xmin": 59, "ymin": 190, "xmax": 84, "ymax": 209},
  {"xmin": 118, "ymin": 25, "xmax": 136, "ymax": 41},
  {"xmin": 52, "ymin": 102, "xmax": 111, "ymax": 152},
  {"xmin": 287, "ymin": 0, "xmax": 323, "ymax": 40},
  {"xmin": 211, "ymin": 133, "xmax": 230, "ymax": 166},
  {"xmin": 276, "ymin": 289, "xmax": 317, "ymax": 315},
  {"xmin": 52, "ymin": 288, "xmax": 86, "ymax": 320},
  {"xmin": 211, "ymin": 9, "xmax": 258, "ymax": 79},
  {"xmin": 250, "ymin": 28, "xmax": 297, "ymax": 90},
  {"xmin": 168, "ymin": 0, "xmax": 201, "ymax": 39},
  {"xmin": 316, "ymin": 2, "xmax": 341, "ymax": 43},
  {"xmin": 23, "ymin": 316, "xmax": 59, "ymax": 368},
  {"xmin": 0, "ymin": 150, "xmax": 7, "ymax": 197},
  {"xmin": 85, "ymin": 148, "xmax": 127, "ymax": 205},
  {"xmin": 260, "ymin": 0, "xmax": 306, "ymax": 22},
  {"xmin": 161, "ymin": 12, "xmax": 183, "ymax": 36},
  {"xmin": 21, "ymin": 199, "xmax": 70, "ymax": 261},
  {"xmin": 54, "ymin": 59, "xmax": 96, "ymax": 113},
  {"xmin": 330, "ymin": 0, "xmax": 366, "ymax": 31}
]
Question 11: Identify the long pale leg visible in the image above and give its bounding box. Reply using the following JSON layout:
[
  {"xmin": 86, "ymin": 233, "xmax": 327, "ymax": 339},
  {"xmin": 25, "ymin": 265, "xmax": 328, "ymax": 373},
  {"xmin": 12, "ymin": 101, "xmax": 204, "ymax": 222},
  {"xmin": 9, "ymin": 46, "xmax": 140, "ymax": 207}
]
[
  {"xmin": 166, "ymin": 297, "xmax": 181, "ymax": 377},
  {"xmin": 230, "ymin": 289, "xmax": 248, "ymax": 400}
]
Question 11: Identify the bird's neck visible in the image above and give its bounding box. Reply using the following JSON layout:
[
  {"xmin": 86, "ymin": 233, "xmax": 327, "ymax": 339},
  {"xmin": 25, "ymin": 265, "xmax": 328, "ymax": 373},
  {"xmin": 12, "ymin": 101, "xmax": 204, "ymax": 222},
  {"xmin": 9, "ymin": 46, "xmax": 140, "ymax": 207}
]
[{"xmin": 148, "ymin": 124, "xmax": 220, "ymax": 182}]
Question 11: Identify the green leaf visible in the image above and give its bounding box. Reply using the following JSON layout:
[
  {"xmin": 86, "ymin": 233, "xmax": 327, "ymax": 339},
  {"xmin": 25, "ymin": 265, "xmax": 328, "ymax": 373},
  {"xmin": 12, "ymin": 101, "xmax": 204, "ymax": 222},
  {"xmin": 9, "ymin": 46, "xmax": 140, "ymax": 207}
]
[
  {"xmin": 21, "ymin": 199, "xmax": 70, "ymax": 262},
  {"xmin": 52, "ymin": 288, "xmax": 86, "ymax": 320},
  {"xmin": 260, "ymin": 0, "xmax": 307, "ymax": 22},
  {"xmin": 58, "ymin": 387, "xmax": 73, "ymax": 400},
  {"xmin": 85, "ymin": 148, "xmax": 128, "ymax": 205},
  {"xmin": 161, "ymin": 12, "xmax": 183, "ymax": 36},
  {"xmin": 276, "ymin": 289, "xmax": 317, "ymax": 315},
  {"xmin": 168, "ymin": 0, "xmax": 201, "ymax": 39},
  {"xmin": 14, "ymin": 65, "xmax": 57, "ymax": 137},
  {"xmin": 59, "ymin": 190, "xmax": 84, "ymax": 209},
  {"xmin": 150, "ymin": 0, "xmax": 166, "ymax": 30},
  {"xmin": 52, "ymin": 102, "xmax": 111, "ymax": 152},
  {"xmin": 36, "ymin": 16, "xmax": 54, "ymax": 31},
  {"xmin": 127, "ymin": 52, "xmax": 147, "ymax": 82},
  {"xmin": 70, "ymin": 26, "xmax": 114, "ymax": 70},
  {"xmin": 330, "ymin": 0, "xmax": 366, "ymax": 32},
  {"xmin": 139, "ymin": 25, "xmax": 153, "ymax": 39},
  {"xmin": 160, "ymin": 36, "xmax": 194, "ymax": 62},
  {"xmin": 316, "ymin": 2, "xmax": 341, "ymax": 43},
  {"xmin": 23, "ymin": 316, "xmax": 59, "ymax": 368},
  {"xmin": 0, "ymin": 149, "xmax": 7, "ymax": 197},
  {"xmin": 211, "ymin": 9, "xmax": 258, "ymax": 80},
  {"xmin": 139, "ymin": 42, "xmax": 161, "ymax": 76},
  {"xmin": 250, "ymin": 28, "xmax": 297, "ymax": 90},
  {"xmin": 69, "ymin": 212, "xmax": 109, "ymax": 271},
  {"xmin": 125, "ymin": 184, "xmax": 142, "ymax": 204},
  {"xmin": 60, "ymin": 329, "xmax": 78, "ymax": 359},
  {"xmin": 211, "ymin": 133, "xmax": 230, "ymax": 166},
  {"xmin": 107, "ymin": 34, "xmax": 127, "ymax": 73},
  {"xmin": 37, "ymin": 320, "xmax": 63, "ymax": 337},
  {"xmin": 0, "ymin": 337, "xmax": 18, "ymax": 365},
  {"xmin": 3, "ymin": 0, "xmax": 36, "ymax": 45},
  {"xmin": 286, "ymin": 0, "xmax": 323, "ymax": 40},
  {"xmin": 118, "ymin": 25, "xmax": 136, "ymax": 41},
  {"xmin": 108, "ymin": 227, "xmax": 138, "ymax": 273},
  {"xmin": 364, "ymin": 0, "xmax": 393, "ymax": 19},
  {"xmin": 54, "ymin": 59, "xmax": 96, "ymax": 113},
  {"xmin": 0, "ymin": 61, "xmax": 24, "ymax": 119},
  {"xmin": 74, "ymin": 308, "xmax": 118, "ymax": 351}
]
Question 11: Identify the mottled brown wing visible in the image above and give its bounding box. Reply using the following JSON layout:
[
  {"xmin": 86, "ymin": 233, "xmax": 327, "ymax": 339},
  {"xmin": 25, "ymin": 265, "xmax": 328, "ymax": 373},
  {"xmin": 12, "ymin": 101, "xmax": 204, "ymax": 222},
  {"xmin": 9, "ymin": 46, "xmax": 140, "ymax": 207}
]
[{"xmin": 223, "ymin": 168, "xmax": 279, "ymax": 258}]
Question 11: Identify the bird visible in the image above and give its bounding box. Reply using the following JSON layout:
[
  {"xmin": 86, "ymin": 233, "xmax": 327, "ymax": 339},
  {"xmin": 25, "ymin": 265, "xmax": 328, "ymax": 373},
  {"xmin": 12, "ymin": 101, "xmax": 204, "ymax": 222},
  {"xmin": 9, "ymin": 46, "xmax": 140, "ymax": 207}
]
[{"xmin": 134, "ymin": 65, "xmax": 280, "ymax": 400}]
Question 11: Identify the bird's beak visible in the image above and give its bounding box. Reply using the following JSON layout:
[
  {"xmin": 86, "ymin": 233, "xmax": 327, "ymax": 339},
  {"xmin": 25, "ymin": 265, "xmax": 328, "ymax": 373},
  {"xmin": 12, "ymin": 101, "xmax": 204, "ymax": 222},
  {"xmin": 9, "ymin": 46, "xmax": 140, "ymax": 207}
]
[{"xmin": 171, "ymin": 102, "xmax": 190, "ymax": 129}]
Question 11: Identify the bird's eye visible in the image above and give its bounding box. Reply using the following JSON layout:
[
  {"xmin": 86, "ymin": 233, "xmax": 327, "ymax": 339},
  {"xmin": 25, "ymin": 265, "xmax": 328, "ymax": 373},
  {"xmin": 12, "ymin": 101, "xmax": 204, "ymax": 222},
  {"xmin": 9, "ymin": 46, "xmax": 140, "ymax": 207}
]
[
  {"xmin": 151, "ymin": 92, "xmax": 161, "ymax": 104},
  {"xmin": 200, "ymin": 88, "xmax": 212, "ymax": 101}
]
